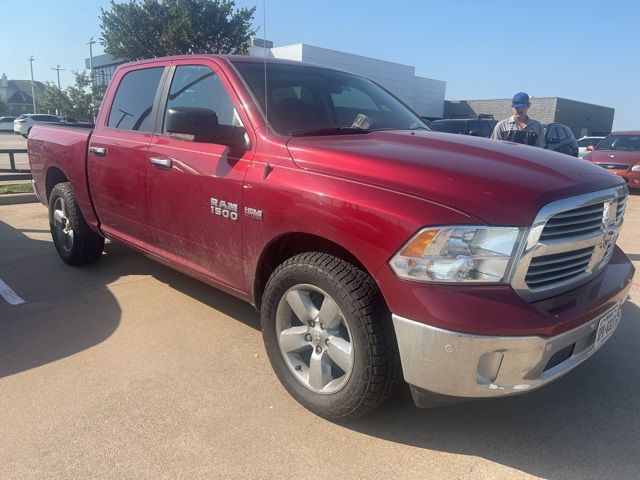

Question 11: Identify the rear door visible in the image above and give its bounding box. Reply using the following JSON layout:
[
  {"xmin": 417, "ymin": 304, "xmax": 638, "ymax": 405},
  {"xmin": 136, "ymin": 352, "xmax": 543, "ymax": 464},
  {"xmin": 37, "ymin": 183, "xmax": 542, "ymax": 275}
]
[
  {"xmin": 88, "ymin": 65, "xmax": 166, "ymax": 246},
  {"xmin": 145, "ymin": 60, "xmax": 253, "ymax": 291}
]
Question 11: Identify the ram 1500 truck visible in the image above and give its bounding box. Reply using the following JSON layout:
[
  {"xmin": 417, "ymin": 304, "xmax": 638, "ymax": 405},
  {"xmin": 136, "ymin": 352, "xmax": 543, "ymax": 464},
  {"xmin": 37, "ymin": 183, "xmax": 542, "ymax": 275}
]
[{"xmin": 28, "ymin": 55, "xmax": 634, "ymax": 419}]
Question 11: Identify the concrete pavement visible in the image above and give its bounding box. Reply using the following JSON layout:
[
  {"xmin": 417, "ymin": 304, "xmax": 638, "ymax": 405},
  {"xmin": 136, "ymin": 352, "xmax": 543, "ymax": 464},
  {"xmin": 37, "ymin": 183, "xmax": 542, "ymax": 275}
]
[{"xmin": 1, "ymin": 197, "xmax": 639, "ymax": 480}]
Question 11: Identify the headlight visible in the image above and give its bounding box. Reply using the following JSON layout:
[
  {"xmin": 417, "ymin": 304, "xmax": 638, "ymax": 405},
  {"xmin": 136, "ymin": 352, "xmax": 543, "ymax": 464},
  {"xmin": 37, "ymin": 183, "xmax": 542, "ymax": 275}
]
[
  {"xmin": 632, "ymin": 165, "xmax": 640, "ymax": 172},
  {"xmin": 390, "ymin": 226, "xmax": 523, "ymax": 283}
]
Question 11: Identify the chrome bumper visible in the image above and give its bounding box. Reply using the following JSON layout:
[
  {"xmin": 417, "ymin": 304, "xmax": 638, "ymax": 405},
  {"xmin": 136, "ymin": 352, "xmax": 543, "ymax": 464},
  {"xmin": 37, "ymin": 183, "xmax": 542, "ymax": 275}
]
[{"xmin": 392, "ymin": 304, "xmax": 624, "ymax": 398}]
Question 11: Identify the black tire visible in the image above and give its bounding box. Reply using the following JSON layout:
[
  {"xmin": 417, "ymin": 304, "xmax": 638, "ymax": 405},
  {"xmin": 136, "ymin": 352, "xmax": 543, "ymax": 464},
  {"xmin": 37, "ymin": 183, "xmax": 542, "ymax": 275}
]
[
  {"xmin": 49, "ymin": 182, "xmax": 104, "ymax": 265},
  {"xmin": 261, "ymin": 252, "xmax": 401, "ymax": 419}
]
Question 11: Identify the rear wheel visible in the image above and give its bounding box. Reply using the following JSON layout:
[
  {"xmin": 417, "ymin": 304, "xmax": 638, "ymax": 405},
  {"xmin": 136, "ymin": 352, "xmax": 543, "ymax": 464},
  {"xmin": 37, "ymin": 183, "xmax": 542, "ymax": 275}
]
[
  {"xmin": 49, "ymin": 182, "xmax": 104, "ymax": 265},
  {"xmin": 261, "ymin": 252, "xmax": 401, "ymax": 419}
]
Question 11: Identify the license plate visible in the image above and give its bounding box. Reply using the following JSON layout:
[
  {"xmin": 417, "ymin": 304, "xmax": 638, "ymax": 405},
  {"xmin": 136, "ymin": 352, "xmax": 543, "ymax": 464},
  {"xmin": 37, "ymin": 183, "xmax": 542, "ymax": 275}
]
[{"xmin": 595, "ymin": 306, "xmax": 622, "ymax": 349}]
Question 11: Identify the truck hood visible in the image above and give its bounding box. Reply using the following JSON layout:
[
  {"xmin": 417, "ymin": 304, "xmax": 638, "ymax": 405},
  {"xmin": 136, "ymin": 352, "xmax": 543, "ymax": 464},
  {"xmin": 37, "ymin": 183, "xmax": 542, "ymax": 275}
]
[{"xmin": 286, "ymin": 130, "xmax": 624, "ymax": 225}]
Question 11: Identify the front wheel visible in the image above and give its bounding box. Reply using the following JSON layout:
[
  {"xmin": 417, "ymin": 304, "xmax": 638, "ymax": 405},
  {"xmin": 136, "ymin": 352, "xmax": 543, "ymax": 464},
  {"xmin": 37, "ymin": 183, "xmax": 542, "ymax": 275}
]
[
  {"xmin": 49, "ymin": 182, "xmax": 104, "ymax": 265},
  {"xmin": 261, "ymin": 252, "xmax": 401, "ymax": 419}
]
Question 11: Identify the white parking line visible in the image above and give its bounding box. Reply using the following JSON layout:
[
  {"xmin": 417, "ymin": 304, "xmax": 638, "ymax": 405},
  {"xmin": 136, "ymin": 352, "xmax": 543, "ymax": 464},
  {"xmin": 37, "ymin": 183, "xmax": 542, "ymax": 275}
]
[{"xmin": 0, "ymin": 278, "xmax": 25, "ymax": 305}]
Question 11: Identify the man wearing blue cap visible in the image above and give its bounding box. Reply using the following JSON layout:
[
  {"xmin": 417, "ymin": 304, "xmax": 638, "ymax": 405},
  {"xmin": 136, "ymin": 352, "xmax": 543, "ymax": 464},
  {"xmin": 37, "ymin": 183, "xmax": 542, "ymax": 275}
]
[{"xmin": 491, "ymin": 92, "xmax": 546, "ymax": 148}]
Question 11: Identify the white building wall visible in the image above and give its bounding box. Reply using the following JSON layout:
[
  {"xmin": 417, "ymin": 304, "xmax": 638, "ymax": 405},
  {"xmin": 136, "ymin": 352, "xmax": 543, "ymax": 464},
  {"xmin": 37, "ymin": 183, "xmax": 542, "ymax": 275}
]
[
  {"xmin": 413, "ymin": 76, "xmax": 446, "ymax": 118},
  {"xmin": 251, "ymin": 43, "xmax": 445, "ymax": 118}
]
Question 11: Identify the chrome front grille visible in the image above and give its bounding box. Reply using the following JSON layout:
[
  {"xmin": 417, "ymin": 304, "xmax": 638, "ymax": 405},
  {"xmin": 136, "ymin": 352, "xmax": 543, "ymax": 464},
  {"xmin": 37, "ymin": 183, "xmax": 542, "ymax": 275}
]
[
  {"xmin": 512, "ymin": 185, "xmax": 628, "ymax": 301},
  {"xmin": 538, "ymin": 203, "xmax": 604, "ymax": 241},
  {"xmin": 525, "ymin": 247, "xmax": 594, "ymax": 288},
  {"xmin": 616, "ymin": 196, "xmax": 627, "ymax": 226}
]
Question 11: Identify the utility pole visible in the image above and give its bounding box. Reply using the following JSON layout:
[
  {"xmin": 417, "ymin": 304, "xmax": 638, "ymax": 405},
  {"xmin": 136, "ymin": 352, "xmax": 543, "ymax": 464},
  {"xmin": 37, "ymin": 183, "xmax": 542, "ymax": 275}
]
[
  {"xmin": 28, "ymin": 55, "xmax": 37, "ymax": 113},
  {"xmin": 51, "ymin": 65, "xmax": 65, "ymax": 89},
  {"xmin": 87, "ymin": 37, "xmax": 97, "ymax": 86}
]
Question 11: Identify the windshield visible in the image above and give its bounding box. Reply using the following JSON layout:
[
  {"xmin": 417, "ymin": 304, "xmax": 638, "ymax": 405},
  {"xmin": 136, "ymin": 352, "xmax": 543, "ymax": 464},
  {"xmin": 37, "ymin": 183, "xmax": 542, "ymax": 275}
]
[
  {"xmin": 231, "ymin": 61, "xmax": 429, "ymax": 136},
  {"xmin": 431, "ymin": 120, "xmax": 467, "ymax": 134},
  {"xmin": 577, "ymin": 137, "xmax": 603, "ymax": 147},
  {"xmin": 596, "ymin": 134, "xmax": 640, "ymax": 151}
]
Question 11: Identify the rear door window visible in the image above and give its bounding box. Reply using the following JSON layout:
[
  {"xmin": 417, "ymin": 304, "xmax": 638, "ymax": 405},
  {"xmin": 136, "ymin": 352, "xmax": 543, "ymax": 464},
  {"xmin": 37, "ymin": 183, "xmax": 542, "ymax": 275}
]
[
  {"xmin": 546, "ymin": 126, "xmax": 559, "ymax": 143},
  {"xmin": 556, "ymin": 126, "xmax": 568, "ymax": 140},
  {"xmin": 108, "ymin": 67, "xmax": 164, "ymax": 132}
]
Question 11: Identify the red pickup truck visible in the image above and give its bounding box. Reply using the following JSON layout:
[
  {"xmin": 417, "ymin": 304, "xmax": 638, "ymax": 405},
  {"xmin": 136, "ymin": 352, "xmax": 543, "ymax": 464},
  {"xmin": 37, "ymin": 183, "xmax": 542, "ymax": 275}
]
[{"xmin": 28, "ymin": 55, "xmax": 634, "ymax": 419}]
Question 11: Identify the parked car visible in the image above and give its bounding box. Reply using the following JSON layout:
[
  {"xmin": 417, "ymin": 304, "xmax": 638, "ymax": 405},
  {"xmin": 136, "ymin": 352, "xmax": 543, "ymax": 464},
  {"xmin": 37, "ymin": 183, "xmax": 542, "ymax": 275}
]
[
  {"xmin": 0, "ymin": 116, "xmax": 17, "ymax": 132},
  {"xmin": 577, "ymin": 136, "xmax": 605, "ymax": 158},
  {"xmin": 14, "ymin": 114, "xmax": 63, "ymax": 138},
  {"xmin": 583, "ymin": 131, "xmax": 640, "ymax": 189},
  {"xmin": 28, "ymin": 55, "xmax": 634, "ymax": 419},
  {"xmin": 419, "ymin": 117, "xmax": 433, "ymax": 129},
  {"xmin": 431, "ymin": 115, "xmax": 497, "ymax": 138},
  {"xmin": 544, "ymin": 123, "xmax": 579, "ymax": 156}
]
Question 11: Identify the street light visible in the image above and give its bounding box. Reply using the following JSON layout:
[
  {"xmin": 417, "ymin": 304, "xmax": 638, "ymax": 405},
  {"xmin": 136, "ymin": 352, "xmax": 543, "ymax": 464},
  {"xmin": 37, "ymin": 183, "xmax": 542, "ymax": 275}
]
[
  {"xmin": 87, "ymin": 36, "xmax": 97, "ymax": 86},
  {"xmin": 28, "ymin": 55, "xmax": 36, "ymax": 113},
  {"xmin": 51, "ymin": 65, "xmax": 65, "ymax": 89}
]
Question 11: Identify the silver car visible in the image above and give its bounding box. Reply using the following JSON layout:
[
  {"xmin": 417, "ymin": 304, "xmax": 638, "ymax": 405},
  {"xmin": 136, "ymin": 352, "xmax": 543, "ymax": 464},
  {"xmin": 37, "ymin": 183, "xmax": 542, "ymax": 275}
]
[{"xmin": 0, "ymin": 116, "xmax": 17, "ymax": 132}]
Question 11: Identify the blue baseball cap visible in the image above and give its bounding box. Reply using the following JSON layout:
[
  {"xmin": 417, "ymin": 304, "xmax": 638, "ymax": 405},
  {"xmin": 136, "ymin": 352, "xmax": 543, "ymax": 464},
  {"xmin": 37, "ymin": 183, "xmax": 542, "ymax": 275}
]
[{"xmin": 512, "ymin": 92, "xmax": 531, "ymax": 108}]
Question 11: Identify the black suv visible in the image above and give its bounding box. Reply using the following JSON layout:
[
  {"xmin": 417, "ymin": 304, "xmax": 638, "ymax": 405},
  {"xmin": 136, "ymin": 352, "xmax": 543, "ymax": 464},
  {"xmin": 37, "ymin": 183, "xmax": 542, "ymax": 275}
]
[
  {"xmin": 431, "ymin": 115, "xmax": 497, "ymax": 138},
  {"xmin": 544, "ymin": 123, "xmax": 579, "ymax": 157}
]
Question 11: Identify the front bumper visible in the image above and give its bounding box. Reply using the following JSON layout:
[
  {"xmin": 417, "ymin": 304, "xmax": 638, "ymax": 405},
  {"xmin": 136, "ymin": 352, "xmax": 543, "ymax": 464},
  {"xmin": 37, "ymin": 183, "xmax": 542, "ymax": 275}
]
[
  {"xmin": 388, "ymin": 247, "xmax": 633, "ymax": 402},
  {"xmin": 392, "ymin": 301, "xmax": 625, "ymax": 400}
]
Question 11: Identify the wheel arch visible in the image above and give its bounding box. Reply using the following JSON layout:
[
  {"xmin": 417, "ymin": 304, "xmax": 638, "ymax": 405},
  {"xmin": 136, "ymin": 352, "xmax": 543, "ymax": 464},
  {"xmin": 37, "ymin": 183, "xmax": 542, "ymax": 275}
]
[
  {"xmin": 45, "ymin": 166, "xmax": 69, "ymax": 204},
  {"xmin": 253, "ymin": 232, "xmax": 370, "ymax": 311}
]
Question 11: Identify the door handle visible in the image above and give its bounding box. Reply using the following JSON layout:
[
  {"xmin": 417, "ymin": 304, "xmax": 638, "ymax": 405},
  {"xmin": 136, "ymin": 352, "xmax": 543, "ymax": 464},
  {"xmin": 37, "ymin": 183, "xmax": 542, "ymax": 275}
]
[
  {"xmin": 149, "ymin": 157, "xmax": 173, "ymax": 169},
  {"xmin": 89, "ymin": 146, "xmax": 107, "ymax": 157}
]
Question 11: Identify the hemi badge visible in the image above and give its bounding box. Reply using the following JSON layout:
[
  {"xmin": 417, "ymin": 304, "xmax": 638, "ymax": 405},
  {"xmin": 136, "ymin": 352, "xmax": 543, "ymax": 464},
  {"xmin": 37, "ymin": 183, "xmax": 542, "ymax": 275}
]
[{"xmin": 244, "ymin": 207, "xmax": 263, "ymax": 220}]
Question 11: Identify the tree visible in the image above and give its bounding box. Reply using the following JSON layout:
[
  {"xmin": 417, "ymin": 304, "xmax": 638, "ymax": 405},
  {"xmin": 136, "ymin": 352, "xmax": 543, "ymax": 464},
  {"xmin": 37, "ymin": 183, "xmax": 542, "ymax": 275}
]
[
  {"xmin": 39, "ymin": 83, "xmax": 72, "ymax": 117},
  {"xmin": 38, "ymin": 72, "xmax": 106, "ymax": 121},
  {"xmin": 99, "ymin": 0, "xmax": 256, "ymax": 61}
]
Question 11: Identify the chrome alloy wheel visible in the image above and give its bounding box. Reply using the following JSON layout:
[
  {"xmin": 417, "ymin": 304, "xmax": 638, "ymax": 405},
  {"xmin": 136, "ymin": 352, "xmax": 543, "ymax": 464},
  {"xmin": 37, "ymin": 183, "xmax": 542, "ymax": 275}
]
[
  {"xmin": 52, "ymin": 197, "xmax": 73, "ymax": 253},
  {"xmin": 275, "ymin": 284, "xmax": 354, "ymax": 394}
]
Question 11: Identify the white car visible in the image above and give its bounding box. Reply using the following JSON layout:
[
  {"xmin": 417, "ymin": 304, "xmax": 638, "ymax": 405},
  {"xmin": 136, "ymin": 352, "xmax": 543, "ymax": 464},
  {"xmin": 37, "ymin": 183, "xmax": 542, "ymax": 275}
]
[
  {"xmin": 13, "ymin": 114, "xmax": 63, "ymax": 137},
  {"xmin": 577, "ymin": 136, "xmax": 605, "ymax": 158},
  {"xmin": 0, "ymin": 116, "xmax": 17, "ymax": 132}
]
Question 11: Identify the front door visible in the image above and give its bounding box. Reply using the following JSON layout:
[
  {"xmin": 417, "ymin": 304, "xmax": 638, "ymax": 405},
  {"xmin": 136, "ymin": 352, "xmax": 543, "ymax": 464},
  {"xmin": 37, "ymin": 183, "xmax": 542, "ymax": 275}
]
[
  {"xmin": 145, "ymin": 62, "xmax": 252, "ymax": 291},
  {"xmin": 88, "ymin": 65, "xmax": 166, "ymax": 246}
]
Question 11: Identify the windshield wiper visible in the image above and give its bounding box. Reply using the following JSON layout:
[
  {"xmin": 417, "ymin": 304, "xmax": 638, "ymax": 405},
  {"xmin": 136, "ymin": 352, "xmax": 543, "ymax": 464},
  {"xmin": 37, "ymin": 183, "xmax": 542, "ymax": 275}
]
[{"xmin": 291, "ymin": 127, "xmax": 371, "ymax": 137}]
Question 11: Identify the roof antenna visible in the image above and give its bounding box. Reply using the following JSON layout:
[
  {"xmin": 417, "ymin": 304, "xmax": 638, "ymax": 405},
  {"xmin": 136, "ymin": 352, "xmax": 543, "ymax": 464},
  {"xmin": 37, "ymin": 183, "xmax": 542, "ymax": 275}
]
[
  {"xmin": 262, "ymin": 0, "xmax": 273, "ymax": 180},
  {"xmin": 262, "ymin": 0, "xmax": 273, "ymax": 179}
]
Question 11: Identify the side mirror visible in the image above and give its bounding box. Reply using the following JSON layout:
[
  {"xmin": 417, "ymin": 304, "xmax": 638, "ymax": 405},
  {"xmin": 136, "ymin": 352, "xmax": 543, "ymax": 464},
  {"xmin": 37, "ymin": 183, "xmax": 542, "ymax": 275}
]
[
  {"xmin": 468, "ymin": 130, "xmax": 480, "ymax": 136},
  {"xmin": 586, "ymin": 145, "xmax": 595, "ymax": 152},
  {"xmin": 166, "ymin": 106, "xmax": 247, "ymax": 148}
]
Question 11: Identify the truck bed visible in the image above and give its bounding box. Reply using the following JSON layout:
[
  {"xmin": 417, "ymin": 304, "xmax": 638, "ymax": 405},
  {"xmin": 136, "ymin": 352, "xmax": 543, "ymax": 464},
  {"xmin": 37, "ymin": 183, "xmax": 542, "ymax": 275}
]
[{"xmin": 28, "ymin": 124, "xmax": 100, "ymax": 231}]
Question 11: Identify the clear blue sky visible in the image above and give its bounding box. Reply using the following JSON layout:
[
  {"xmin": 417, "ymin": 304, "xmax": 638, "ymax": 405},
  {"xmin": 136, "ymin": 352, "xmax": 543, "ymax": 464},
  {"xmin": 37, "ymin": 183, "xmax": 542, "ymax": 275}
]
[{"xmin": 1, "ymin": 0, "xmax": 638, "ymax": 129}]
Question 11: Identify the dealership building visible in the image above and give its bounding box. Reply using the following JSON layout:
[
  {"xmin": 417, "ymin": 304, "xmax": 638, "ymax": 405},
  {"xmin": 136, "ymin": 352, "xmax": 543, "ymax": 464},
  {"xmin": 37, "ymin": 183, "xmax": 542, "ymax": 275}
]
[
  {"xmin": 248, "ymin": 39, "xmax": 446, "ymax": 118},
  {"xmin": 445, "ymin": 98, "xmax": 614, "ymax": 137}
]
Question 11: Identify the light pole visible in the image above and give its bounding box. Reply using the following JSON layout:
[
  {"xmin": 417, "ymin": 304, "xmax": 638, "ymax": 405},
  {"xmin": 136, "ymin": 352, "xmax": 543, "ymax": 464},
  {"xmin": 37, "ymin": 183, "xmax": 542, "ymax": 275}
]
[
  {"xmin": 51, "ymin": 65, "xmax": 65, "ymax": 89},
  {"xmin": 28, "ymin": 55, "xmax": 37, "ymax": 113},
  {"xmin": 87, "ymin": 36, "xmax": 97, "ymax": 86}
]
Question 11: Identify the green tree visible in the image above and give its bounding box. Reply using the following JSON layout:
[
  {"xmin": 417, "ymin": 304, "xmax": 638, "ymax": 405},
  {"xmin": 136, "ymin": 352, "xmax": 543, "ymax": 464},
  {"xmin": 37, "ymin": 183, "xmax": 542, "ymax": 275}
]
[
  {"xmin": 39, "ymin": 83, "xmax": 73, "ymax": 117},
  {"xmin": 100, "ymin": 0, "xmax": 256, "ymax": 61},
  {"xmin": 38, "ymin": 72, "xmax": 106, "ymax": 121}
]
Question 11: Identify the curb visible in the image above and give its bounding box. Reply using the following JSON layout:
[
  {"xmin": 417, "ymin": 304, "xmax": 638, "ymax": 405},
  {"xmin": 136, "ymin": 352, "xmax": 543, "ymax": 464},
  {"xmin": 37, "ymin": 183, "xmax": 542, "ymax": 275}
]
[{"xmin": 0, "ymin": 192, "xmax": 38, "ymax": 205}]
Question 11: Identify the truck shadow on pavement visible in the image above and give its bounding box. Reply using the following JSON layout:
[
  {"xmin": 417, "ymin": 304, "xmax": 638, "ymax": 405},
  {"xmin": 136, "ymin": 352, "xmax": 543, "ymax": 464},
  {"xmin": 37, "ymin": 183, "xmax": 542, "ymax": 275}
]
[
  {"xmin": 345, "ymin": 300, "xmax": 640, "ymax": 480},
  {"xmin": 0, "ymin": 220, "xmax": 258, "ymax": 379}
]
